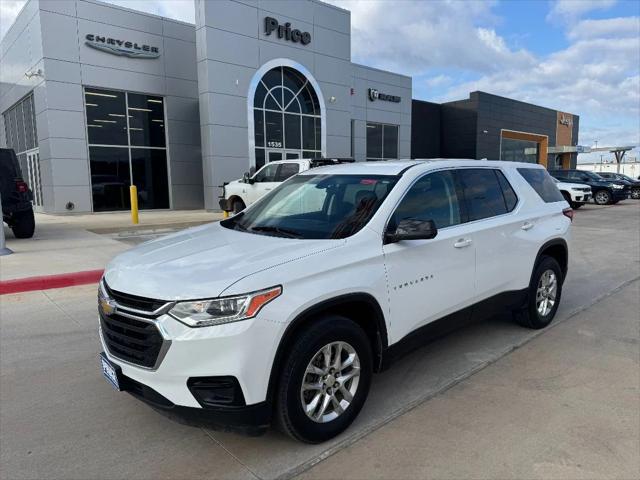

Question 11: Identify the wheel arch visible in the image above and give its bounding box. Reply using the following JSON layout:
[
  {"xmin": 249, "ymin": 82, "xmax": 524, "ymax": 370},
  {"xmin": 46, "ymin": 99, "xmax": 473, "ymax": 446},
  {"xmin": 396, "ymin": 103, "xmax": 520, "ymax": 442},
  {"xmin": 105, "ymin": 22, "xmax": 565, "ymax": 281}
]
[
  {"xmin": 535, "ymin": 238, "xmax": 568, "ymax": 283},
  {"xmin": 266, "ymin": 293, "xmax": 388, "ymax": 403}
]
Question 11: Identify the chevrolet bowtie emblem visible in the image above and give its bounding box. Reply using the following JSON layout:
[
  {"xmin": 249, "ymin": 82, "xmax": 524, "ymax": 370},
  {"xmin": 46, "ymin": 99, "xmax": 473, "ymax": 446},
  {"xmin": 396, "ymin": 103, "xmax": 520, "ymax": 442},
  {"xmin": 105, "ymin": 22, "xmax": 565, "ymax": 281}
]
[{"xmin": 100, "ymin": 297, "xmax": 116, "ymax": 316}]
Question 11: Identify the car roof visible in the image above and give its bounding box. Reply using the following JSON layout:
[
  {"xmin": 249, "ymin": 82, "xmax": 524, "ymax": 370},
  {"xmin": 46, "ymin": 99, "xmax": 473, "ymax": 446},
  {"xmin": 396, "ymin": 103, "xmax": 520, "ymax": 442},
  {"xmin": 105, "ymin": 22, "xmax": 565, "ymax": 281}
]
[{"xmin": 299, "ymin": 159, "xmax": 545, "ymax": 176}]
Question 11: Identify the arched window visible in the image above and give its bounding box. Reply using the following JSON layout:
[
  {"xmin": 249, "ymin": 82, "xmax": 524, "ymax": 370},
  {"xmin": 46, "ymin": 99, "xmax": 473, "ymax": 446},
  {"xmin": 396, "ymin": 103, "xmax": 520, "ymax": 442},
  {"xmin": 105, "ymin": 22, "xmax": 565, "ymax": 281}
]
[{"xmin": 253, "ymin": 66, "xmax": 321, "ymax": 168}]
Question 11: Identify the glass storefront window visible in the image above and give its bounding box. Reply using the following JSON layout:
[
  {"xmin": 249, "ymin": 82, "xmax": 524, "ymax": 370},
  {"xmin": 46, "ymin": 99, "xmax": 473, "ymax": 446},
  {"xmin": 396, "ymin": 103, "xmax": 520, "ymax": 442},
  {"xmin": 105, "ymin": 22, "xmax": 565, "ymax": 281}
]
[
  {"xmin": 366, "ymin": 122, "xmax": 398, "ymax": 161},
  {"xmin": 89, "ymin": 146, "xmax": 131, "ymax": 212},
  {"xmin": 500, "ymin": 137, "xmax": 539, "ymax": 163},
  {"xmin": 131, "ymin": 148, "xmax": 169, "ymax": 209},
  {"xmin": 85, "ymin": 88, "xmax": 128, "ymax": 145},
  {"xmin": 84, "ymin": 88, "xmax": 170, "ymax": 211},
  {"xmin": 253, "ymin": 66, "xmax": 321, "ymax": 164},
  {"xmin": 128, "ymin": 93, "xmax": 166, "ymax": 147}
]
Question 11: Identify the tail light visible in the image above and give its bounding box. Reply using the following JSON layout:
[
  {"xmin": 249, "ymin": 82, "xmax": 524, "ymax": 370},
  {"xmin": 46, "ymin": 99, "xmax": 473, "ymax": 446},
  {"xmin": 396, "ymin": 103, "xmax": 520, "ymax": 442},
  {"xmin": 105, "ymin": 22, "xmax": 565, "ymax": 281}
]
[
  {"xmin": 15, "ymin": 180, "xmax": 28, "ymax": 193},
  {"xmin": 563, "ymin": 208, "xmax": 574, "ymax": 222}
]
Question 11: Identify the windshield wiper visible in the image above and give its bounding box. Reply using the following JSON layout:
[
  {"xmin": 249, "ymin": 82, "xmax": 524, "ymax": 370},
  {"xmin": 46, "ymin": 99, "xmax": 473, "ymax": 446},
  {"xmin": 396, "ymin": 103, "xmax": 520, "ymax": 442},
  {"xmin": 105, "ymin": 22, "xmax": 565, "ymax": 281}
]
[{"xmin": 250, "ymin": 225, "xmax": 303, "ymax": 238}]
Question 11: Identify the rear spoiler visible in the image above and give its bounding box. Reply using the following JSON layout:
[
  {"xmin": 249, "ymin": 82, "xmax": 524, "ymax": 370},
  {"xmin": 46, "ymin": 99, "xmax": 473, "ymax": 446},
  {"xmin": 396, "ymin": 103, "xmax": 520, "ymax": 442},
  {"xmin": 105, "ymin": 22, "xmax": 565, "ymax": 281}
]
[{"xmin": 310, "ymin": 158, "xmax": 355, "ymax": 168}]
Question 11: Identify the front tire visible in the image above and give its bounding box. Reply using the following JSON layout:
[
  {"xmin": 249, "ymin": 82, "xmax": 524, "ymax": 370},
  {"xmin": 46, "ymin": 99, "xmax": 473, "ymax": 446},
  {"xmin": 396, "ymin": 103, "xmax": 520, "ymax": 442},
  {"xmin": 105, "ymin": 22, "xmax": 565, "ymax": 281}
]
[
  {"xmin": 232, "ymin": 199, "xmax": 246, "ymax": 214},
  {"xmin": 594, "ymin": 189, "xmax": 611, "ymax": 205},
  {"xmin": 631, "ymin": 188, "xmax": 640, "ymax": 200},
  {"xmin": 570, "ymin": 202, "xmax": 582, "ymax": 209},
  {"xmin": 515, "ymin": 256, "xmax": 563, "ymax": 329},
  {"xmin": 275, "ymin": 315, "xmax": 372, "ymax": 443},
  {"xmin": 10, "ymin": 209, "xmax": 35, "ymax": 238}
]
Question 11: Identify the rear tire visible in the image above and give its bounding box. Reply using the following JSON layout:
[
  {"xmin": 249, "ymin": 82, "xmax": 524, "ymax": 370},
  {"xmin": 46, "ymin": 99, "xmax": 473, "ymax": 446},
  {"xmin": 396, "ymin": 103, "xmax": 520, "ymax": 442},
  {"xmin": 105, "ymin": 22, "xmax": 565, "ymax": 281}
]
[
  {"xmin": 232, "ymin": 199, "xmax": 245, "ymax": 214},
  {"xmin": 275, "ymin": 315, "xmax": 372, "ymax": 443},
  {"xmin": 594, "ymin": 189, "xmax": 611, "ymax": 205},
  {"xmin": 631, "ymin": 188, "xmax": 640, "ymax": 200},
  {"xmin": 514, "ymin": 256, "xmax": 563, "ymax": 329},
  {"xmin": 10, "ymin": 209, "xmax": 35, "ymax": 238},
  {"xmin": 570, "ymin": 202, "xmax": 582, "ymax": 209}
]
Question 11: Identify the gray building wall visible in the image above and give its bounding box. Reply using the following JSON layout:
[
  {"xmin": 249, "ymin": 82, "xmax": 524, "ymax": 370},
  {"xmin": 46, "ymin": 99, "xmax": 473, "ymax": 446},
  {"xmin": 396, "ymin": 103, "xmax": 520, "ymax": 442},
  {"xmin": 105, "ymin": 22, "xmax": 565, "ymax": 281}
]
[
  {"xmin": 0, "ymin": 0, "xmax": 201, "ymax": 213},
  {"xmin": 350, "ymin": 64, "xmax": 411, "ymax": 162}
]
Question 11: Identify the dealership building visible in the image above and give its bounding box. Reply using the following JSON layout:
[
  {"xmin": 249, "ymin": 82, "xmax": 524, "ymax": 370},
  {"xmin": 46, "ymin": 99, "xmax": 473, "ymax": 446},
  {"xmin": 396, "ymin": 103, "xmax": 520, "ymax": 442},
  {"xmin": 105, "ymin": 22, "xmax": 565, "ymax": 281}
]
[{"xmin": 0, "ymin": 0, "xmax": 578, "ymax": 214}]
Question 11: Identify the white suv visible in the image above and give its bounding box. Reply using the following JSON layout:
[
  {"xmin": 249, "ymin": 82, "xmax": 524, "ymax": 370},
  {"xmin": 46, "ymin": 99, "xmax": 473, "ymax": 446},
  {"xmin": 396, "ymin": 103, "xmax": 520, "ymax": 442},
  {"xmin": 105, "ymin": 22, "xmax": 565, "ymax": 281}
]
[{"xmin": 98, "ymin": 160, "xmax": 572, "ymax": 443}]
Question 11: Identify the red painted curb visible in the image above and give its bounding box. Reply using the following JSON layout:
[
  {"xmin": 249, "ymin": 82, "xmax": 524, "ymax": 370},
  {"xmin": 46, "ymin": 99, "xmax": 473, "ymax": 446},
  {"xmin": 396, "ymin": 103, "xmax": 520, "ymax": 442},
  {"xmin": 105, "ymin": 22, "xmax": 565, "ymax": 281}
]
[{"xmin": 0, "ymin": 269, "xmax": 104, "ymax": 295}]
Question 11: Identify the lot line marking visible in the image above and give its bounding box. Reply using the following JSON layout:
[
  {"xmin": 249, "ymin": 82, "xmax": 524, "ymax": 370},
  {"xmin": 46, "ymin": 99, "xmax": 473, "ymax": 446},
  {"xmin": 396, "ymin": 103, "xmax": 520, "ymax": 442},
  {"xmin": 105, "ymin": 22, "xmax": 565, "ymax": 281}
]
[
  {"xmin": 0, "ymin": 269, "xmax": 104, "ymax": 295},
  {"xmin": 277, "ymin": 275, "xmax": 640, "ymax": 480}
]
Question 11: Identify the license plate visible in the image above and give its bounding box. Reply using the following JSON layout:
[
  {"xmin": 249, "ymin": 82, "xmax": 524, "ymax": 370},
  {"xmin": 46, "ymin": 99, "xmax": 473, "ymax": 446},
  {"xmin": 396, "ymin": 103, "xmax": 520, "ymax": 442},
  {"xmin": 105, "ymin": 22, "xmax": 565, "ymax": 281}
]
[{"xmin": 100, "ymin": 354, "xmax": 121, "ymax": 391}]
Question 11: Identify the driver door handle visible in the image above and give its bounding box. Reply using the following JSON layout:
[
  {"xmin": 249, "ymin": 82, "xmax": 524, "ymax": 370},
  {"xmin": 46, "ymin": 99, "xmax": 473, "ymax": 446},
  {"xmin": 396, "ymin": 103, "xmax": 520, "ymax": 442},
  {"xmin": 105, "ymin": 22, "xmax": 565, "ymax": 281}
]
[
  {"xmin": 453, "ymin": 238, "xmax": 472, "ymax": 248},
  {"xmin": 521, "ymin": 221, "xmax": 534, "ymax": 231}
]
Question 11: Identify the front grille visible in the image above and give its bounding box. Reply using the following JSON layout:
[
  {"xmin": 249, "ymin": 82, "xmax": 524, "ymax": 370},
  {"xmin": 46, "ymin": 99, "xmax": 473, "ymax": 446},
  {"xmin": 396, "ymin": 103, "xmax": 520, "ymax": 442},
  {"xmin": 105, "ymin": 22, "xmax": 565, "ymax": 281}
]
[
  {"xmin": 104, "ymin": 283, "xmax": 167, "ymax": 313},
  {"xmin": 100, "ymin": 310, "xmax": 164, "ymax": 368}
]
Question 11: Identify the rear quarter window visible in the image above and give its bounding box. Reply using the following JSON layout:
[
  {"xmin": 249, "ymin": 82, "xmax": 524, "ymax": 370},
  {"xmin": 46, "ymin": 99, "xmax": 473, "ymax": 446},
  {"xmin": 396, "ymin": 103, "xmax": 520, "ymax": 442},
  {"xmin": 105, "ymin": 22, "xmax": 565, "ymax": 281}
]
[{"xmin": 517, "ymin": 168, "xmax": 564, "ymax": 203}]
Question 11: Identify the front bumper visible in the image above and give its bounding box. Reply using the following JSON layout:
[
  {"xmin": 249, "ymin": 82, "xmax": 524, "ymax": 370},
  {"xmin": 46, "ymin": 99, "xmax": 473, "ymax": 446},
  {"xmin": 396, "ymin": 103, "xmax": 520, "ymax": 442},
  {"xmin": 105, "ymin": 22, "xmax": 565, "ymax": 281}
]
[
  {"xmin": 99, "ymin": 304, "xmax": 285, "ymax": 431},
  {"xmin": 115, "ymin": 365, "xmax": 270, "ymax": 435},
  {"xmin": 612, "ymin": 190, "xmax": 630, "ymax": 201}
]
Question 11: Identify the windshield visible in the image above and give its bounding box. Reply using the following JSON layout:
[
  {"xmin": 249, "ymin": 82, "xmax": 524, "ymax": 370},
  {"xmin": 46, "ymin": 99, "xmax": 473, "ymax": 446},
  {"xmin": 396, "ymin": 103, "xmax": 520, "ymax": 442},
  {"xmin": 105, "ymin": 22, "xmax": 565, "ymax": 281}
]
[
  {"xmin": 584, "ymin": 171, "xmax": 605, "ymax": 181},
  {"xmin": 221, "ymin": 174, "xmax": 399, "ymax": 239}
]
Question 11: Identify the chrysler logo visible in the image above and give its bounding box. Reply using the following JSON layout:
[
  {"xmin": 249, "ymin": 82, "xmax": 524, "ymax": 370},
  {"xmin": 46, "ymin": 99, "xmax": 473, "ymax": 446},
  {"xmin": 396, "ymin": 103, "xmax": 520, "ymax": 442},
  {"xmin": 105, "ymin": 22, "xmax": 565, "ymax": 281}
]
[{"xmin": 85, "ymin": 34, "xmax": 160, "ymax": 59}]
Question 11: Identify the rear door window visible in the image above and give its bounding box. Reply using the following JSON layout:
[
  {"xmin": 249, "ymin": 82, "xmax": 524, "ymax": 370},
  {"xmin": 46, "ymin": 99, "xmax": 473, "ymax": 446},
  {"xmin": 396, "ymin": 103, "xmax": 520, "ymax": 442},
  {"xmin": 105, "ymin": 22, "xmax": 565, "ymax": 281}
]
[
  {"xmin": 517, "ymin": 168, "xmax": 564, "ymax": 203},
  {"xmin": 457, "ymin": 169, "xmax": 509, "ymax": 221},
  {"xmin": 496, "ymin": 170, "xmax": 518, "ymax": 211}
]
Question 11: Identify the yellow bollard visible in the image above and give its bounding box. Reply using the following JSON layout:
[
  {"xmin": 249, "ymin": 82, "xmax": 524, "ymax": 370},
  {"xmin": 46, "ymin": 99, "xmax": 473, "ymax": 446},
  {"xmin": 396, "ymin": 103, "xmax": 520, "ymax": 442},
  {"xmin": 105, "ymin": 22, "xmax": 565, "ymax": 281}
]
[
  {"xmin": 223, "ymin": 210, "xmax": 229, "ymax": 219},
  {"xmin": 130, "ymin": 185, "xmax": 139, "ymax": 225}
]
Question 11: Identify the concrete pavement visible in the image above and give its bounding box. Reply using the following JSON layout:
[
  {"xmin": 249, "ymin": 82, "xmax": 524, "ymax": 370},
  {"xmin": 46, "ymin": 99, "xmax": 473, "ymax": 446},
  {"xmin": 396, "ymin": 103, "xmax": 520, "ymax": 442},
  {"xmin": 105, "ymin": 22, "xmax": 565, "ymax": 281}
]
[
  {"xmin": 0, "ymin": 210, "xmax": 221, "ymax": 281},
  {"xmin": 0, "ymin": 202, "xmax": 638, "ymax": 480},
  {"xmin": 298, "ymin": 279, "xmax": 640, "ymax": 480}
]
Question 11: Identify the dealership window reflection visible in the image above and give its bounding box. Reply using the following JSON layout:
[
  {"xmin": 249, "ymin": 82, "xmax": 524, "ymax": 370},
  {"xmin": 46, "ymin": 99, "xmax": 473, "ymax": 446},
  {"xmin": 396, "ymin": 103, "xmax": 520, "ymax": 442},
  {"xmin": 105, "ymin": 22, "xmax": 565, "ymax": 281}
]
[
  {"xmin": 367, "ymin": 123, "xmax": 398, "ymax": 161},
  {"xmin": 85, "ymin": 87, "xmax": 169, "ymax": 211},
  {"xmin": 500, "ymin": 138, "xmax": 539, "ymax": 163}
]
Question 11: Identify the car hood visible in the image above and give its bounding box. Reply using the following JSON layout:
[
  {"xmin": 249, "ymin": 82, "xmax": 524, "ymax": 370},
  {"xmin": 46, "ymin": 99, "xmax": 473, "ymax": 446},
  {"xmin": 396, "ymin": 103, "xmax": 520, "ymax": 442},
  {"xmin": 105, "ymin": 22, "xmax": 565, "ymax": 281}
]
[
  {"xmin": 103, "ymin": 222, "xmax": 343, "ymax": 300},
  {"xmin": 556, "ymin": 181, "xmax": 591, "ymax": 189}
]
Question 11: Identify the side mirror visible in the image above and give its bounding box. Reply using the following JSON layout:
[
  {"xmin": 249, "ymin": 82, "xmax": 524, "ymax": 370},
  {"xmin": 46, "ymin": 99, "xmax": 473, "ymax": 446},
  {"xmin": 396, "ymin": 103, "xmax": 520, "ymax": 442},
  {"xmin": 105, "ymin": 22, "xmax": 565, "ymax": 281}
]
[
  {"xmin": 385, "ymin": 218, "xmax": 438, "ymax": 244},
  {"xmin": 243, "ymin": 172, "xmax": 254, "ymax": 184}
]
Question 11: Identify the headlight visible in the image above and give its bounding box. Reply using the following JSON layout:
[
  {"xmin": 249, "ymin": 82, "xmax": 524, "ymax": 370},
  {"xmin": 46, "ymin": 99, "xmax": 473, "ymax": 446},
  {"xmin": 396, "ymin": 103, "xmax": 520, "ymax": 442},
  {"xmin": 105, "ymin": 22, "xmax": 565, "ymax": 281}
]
[
  {"xmin": 168, "ymin": 286, "xmax": 282, "ymax": 327},
  {"xmin": 570, "ymin": 187, "xmax": 581, "ymax": 191},
  {"xmin": 611, "ymin": 184, "xmax": 624, "ymax": 189}
]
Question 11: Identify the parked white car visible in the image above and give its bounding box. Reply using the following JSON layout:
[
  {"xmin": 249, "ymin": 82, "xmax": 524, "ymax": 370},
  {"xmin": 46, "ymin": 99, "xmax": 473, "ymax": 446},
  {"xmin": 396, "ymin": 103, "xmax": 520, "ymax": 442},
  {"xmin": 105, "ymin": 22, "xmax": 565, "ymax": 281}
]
[
  {"xmin": 553, "ymin": 178, "xmax": 592, "ymax": 209},
  {"xmin": 219, "ymin": 158, "xmax": 353, "ymax": 214},
  {"xmin": 99, "ymin": 159, "xmax": 572, "ymax": 443}
]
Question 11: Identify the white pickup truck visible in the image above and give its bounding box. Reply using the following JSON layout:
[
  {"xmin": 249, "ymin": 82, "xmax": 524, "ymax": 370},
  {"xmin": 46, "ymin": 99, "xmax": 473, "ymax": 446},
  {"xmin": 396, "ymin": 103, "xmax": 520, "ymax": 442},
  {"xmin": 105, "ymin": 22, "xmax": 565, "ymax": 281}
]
[{"xmin": 219, "ymin": 158, "xmax": 353, "ymax": 214}]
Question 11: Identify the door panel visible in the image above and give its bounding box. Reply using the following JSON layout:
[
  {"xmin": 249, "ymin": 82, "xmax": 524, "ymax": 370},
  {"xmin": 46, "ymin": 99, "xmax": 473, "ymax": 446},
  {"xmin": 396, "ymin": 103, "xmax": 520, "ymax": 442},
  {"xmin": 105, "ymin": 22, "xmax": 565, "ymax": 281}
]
[
  {"xmin": 456, "ymin": 168, "xmax": 527, "ymax": 299},
  {"xmin": 382, "ymin": 170, "xmax": 476, "ymax": 343}
]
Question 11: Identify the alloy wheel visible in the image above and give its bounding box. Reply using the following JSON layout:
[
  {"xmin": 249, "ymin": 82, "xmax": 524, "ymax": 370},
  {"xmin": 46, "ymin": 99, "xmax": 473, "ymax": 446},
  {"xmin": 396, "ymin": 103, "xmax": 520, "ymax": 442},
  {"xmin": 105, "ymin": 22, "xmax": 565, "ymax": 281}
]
[
  {"xmin": 595, "ymin": 191, "xmax": 610, "ymax": 205},
  {"xmin": 536, "ymin": 269, "xmax": 557, "ymax": 317},
  {"xmin": 300, "ymin": 341, "xmax": 361, "ymax": 423}
]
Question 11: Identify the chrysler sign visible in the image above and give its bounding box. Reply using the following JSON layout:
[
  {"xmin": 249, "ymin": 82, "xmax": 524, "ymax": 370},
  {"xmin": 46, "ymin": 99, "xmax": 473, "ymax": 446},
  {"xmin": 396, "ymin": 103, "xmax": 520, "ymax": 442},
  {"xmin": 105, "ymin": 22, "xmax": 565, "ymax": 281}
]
[
  {"xmin": 368, "ymin": 88, "xmax": 401, "ymax": 103},
  {"xmin": 85, "ymin": 34, "xmax": 160, "ymax": 58}
]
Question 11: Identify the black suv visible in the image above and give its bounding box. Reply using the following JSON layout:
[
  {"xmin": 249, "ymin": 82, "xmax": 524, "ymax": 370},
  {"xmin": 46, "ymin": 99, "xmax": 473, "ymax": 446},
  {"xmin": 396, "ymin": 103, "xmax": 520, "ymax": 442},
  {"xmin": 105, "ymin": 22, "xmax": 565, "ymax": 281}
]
[
  {"xmin": 596, "ymin": 172, "xmax": 640, "ymax": 200},
  {"xmin": 549, "ymin": 169, "xmax": 630, "ymax": 205},
  {"xmin": 1, "ymin": 148, "xmax": 35, "ymax": 238}
]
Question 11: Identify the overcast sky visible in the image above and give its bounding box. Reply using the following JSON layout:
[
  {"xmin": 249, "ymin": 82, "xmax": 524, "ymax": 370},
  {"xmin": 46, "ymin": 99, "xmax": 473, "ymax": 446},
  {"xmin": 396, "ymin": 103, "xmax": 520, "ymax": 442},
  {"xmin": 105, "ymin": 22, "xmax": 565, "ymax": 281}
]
[{"xmin": 1, "ymin": 0, "xmax": 638, "ymax": 162}]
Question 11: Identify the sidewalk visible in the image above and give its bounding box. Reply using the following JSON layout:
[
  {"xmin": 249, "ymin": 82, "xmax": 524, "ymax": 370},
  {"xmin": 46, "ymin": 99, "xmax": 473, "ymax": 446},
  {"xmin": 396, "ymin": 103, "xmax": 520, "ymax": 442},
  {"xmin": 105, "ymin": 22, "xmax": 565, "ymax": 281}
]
[
  {"xmin": 298, "ymin": 280, "xmax": 640, "ymax": 480},
  {"xmin": 0, "ymin": 210, "xmax": 221, "ymax": 281}
]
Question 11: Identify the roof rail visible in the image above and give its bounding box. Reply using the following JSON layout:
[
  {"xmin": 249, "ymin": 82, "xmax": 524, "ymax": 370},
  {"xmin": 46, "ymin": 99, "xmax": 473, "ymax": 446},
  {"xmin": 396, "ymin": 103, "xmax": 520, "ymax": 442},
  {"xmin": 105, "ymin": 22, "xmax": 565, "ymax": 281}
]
[{"xmin": 310, "ymin": 157, "xmax": 356, "ymax": 167}]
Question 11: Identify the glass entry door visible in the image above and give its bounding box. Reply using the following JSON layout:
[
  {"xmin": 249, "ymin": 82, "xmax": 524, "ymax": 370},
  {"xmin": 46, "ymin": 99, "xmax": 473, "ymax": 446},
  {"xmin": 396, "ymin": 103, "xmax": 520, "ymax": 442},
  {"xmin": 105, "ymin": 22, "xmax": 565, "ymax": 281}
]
[{"xmin": 267, "ymin": 150, "xmax": 283, "ymax": 163}]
